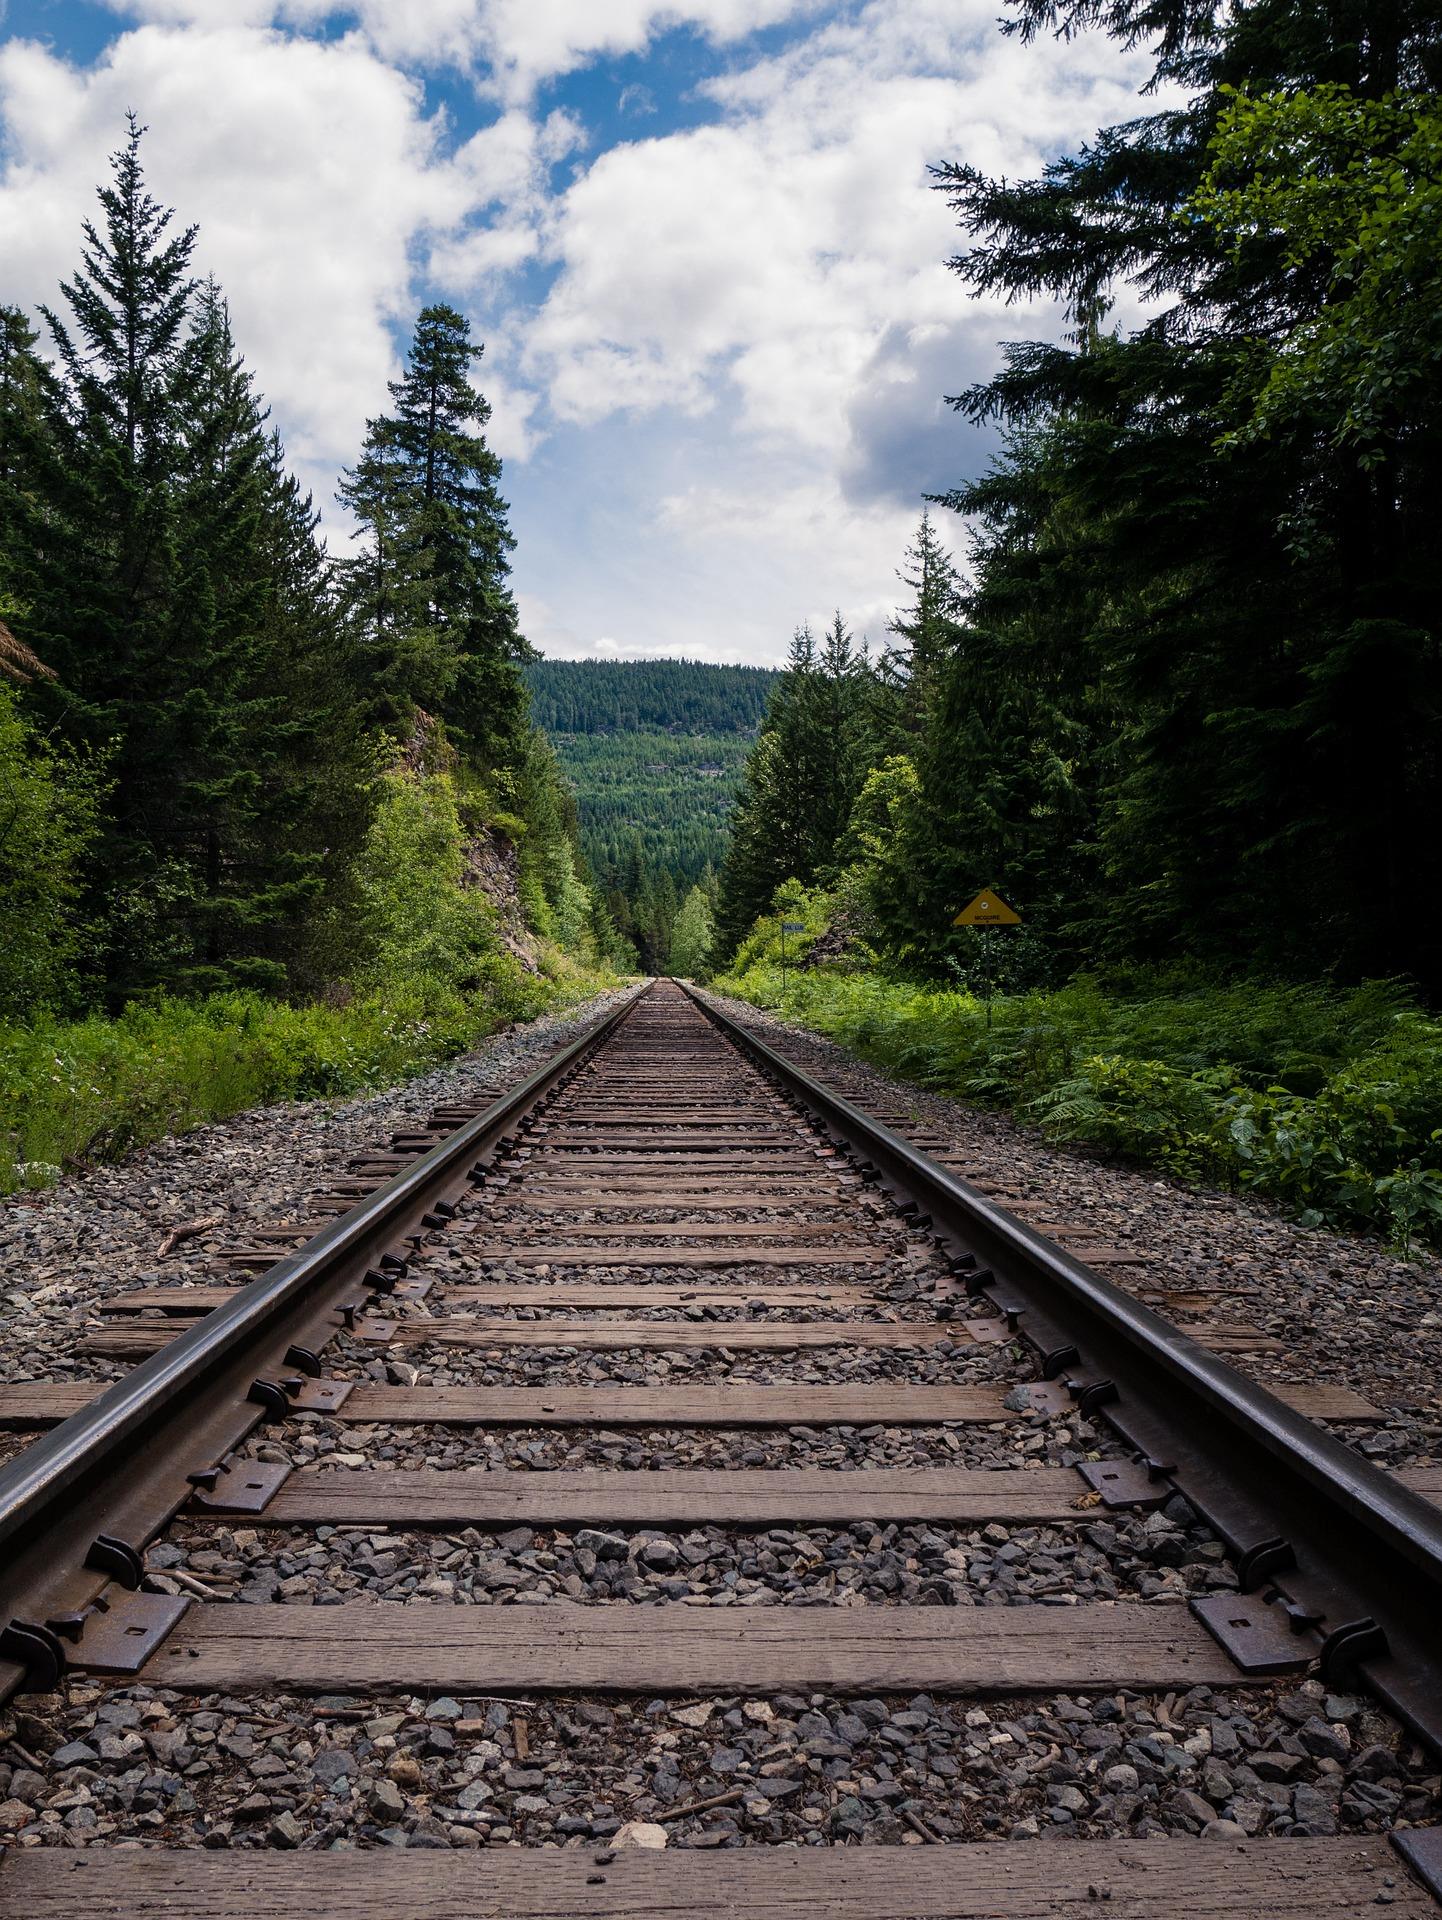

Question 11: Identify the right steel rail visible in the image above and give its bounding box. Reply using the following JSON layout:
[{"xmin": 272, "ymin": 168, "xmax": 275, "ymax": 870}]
[{"xmin": 685, "ymin": 983, "xmax": 1442, "ymax": 1760}]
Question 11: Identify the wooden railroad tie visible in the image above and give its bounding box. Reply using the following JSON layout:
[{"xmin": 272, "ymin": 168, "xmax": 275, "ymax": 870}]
[
  {"xmin": 140, "ymin": 1599, "xmax": 1241, "ymax": 1695},
  {"xmin": 1, "ymin": 1838, "xmax": 1426, "ymax": 1918},
  {"xmin": 215, "ymin": 1464, "xmax": 1104, "ymax": 1528},
  {"xmin": 1, "ymin": 1376, "xmax": 1387, "ymax": 1431}
]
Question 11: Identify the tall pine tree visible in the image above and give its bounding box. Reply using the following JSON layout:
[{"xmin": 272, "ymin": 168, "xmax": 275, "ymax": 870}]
[
  {"xmin": 931, "ymin": 0, "xmax": 1442, "ymax": 987},
  {"xmin": 27, "ymin": 115, "xmax": 199, "ymax": 998},
  {"xmin": 340, "ymin": 304, "xmax": 531, "ymax": 774}
]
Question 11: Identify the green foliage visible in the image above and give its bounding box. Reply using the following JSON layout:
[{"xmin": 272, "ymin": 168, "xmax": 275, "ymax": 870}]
[
  {"xmin": 525, "ymin": 658, "xmax": 778, "ymax": 735},
  {"xmin": 525, "ymin": 661, "xmax": 779, "ymax": 895},
  {"xmin": 0, "ymin": 683, "xmax": 105, "ymax": 1016},
  {"xmin": 1193, "ymin": 87, "xmax": 1442, "ymax": 461},
  {"xmin": 922, "ymin": 0, "xmax": 1442, "ymax": 992},
  {"xmin": 669, "ymin": 883, "xmax": 716, "ymax": 979},
  {"xmin": 0, "ymin": 124, "xmax": 626, "ymax": 1192},
  {"xmin": 338, "ymin": 303, "xmax": 531, "ymax": 771},
  {"xmin": 11, "ymin": 123, "xmax": 373, "ymax": 1005},
  {"xmin": 344, "ymin": 766, "xmax": 499, "ymax": 992},
  {"xmin": 540, "ymin": 727, "xmax": 753, "ymax": 888},
  {"xmin": 716, "ymin": 942, "xmax": 1442, "ymax": 1246},
  {"xmin": 716, "ymin": 619, "xmax": 887, "ymax": 955},
  {"xmin": 0, "ymin": 968, "xmax": 576, "ymax": 1198}
]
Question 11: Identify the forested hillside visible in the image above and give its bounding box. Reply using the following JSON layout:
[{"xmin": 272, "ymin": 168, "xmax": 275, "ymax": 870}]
[
  {"xmin": 526, "ymin": 659, "xmax": 776, "ymax": 735},
  {"xmin": 0, "ymin": 120, "xmax": 629, "ymax": 1191},
  {"xmin": 708, "ymin": 0, "xmax": 1442, "ymax": 1244},
  {"xmin": 525, "ymin": 658, "xmax": 777, "ymax": 972}
]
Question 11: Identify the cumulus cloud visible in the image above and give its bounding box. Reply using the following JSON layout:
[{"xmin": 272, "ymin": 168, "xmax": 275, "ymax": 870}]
[
  {"xmin": 522, "ymin": 0, "xmax": 1150, "ymax": 475},
  {"xmin": 0, "ymin": 24, "xmax": 465, "ymax": 510},
  {"xmin": 91, "ymin": 0, "xmax": 827, "ymax": 95}
]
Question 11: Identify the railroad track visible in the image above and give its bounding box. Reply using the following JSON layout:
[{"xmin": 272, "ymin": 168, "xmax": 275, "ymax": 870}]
[{"xmin": 0, "ymin": 977, "xmax": 1439, "ymax": 1913}]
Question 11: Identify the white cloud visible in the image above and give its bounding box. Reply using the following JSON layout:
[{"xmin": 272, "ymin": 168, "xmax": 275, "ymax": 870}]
[
  {"xmin": 521, "ymin": 0, "xmax": 1151, "ymax": 489},
  {"xmin": 90, "ymin": 0, "xmax": 828, "ymax": 96},
  {"xmin": 0, "ymin": 24, "xmax": 466, "ymax": 510},
  {"xmin": 1, "ymin": 0, "xmax": 1162, "ymax": 664}
]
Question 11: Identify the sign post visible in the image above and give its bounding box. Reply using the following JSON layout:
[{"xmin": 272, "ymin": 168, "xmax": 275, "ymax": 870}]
[{"xmin": 952, "ymin": 889, "xmax": 1022, "ymax": 1029}]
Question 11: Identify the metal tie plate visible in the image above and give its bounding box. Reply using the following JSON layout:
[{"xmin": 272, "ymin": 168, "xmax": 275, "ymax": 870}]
[
  {"xmin": 1190, "ymin": 1590, "xmax": 1318, "ymax": 1676},
  {"xmin": 70, "ymin": 1591, "xmax": 191, "ymax": 1674},
  {"xmin": 1077, "ymin": 1458, "xmax": 1173, "ymax": 1511},
  {"xmin": 187, "ymin": 1459, "xmax": 293, "ymax": 1514}
]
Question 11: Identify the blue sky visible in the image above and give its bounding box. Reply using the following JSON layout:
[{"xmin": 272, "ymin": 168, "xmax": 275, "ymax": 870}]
[{"xmin": 0, "ymin": 0, "xmax": 1150, "ymax": 663}]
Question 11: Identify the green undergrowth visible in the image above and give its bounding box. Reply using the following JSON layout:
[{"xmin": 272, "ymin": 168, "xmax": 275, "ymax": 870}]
[
  {"xmin": 0, "ymin": 956, "xmax": 613, "ymax": 1196},
  {"xmin": 715, "ymin": 930, "xmax": 1442, "ymax": 1248}
]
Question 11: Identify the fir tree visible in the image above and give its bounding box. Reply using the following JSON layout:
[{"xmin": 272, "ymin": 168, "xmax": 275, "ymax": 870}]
[
  {"xmin": 26, "ymin": 115, "xmax": 199, "ymax": 998},
  {"xmin": 714, "ymin": 619, "xmax": 877, "ymax": 955},
  {"xmin": 339, "ymin": 304, "xmax": 531, "ymax": 772},
  {"xmin": 883, "ymin": 511, "xmax": 963, "ymax": 731},
  {"xmin": 927, "ymin": 0, "xmax": 1442, "ymax": 987},
  {"xmin": 0, "ymin": 307, "xmax": 64, "ymax": 623}
]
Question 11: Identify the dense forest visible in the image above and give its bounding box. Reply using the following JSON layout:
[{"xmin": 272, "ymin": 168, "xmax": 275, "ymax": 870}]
[
  {"xmin": 709, "ymin": 0, "xmax": 1442, "ymax": 1242},
  {"xmin": 0, "ymin": 120, "xmax": 630, "ymax": 1189},
  {"xmin": 526, "ymin": 659, "xmax": 777, "ymax": 735},
  {"xmin": 526, "ymin": 658, "xmax": 777, "ymax": 972}
]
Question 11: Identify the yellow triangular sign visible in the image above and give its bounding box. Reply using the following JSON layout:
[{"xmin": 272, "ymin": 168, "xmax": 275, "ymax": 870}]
[{"xmin": 954, "ymin": 888, "xmax": 1021, "ymax": 927}]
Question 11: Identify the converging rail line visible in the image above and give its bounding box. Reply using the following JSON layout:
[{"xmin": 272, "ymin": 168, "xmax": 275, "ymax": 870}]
[{"xmin": 0, "ymin": 980, "xmax": 1439, "ymax": 1911}]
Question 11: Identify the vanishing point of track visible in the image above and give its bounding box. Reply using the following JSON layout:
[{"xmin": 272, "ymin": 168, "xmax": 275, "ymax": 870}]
[{"xmin": 0, "ymin": 978, "xmax": 1439, "ymax": 1913}]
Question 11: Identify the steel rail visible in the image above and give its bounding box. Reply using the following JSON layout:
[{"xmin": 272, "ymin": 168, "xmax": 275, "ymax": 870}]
[
  {"xmin": 684, "ymin": 982, "xmax": 1442, "ymax": 1760},
  {"xmin": 0, "ymin": 982, "xmax": 649, "ymax": 1700}
]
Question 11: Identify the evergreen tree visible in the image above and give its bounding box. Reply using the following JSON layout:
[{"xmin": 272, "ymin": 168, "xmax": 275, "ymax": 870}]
[
  {"xmin": 337, "ymin": 415, "xmax": 438, "ymax": 723},
  {"xmin": 881, "ymin": 511, "xmax": 964, "ymax": 739},
  {"xmin": 910, "ymin": 0, "xmax": 1442, "ymax": 989},
  {"xmin": 339, "ymin": 304, "xmax": 531, "ymax": 772},
  {"xmin": 0, "ymin": 307, "xmax": 63, "ymax": 624},
  {"xmin": 24, "ymin": 115, "xmax": 200, "ymax": 998},
  {"xmin": 714, "ymin": 619, "xmax": 877, "ymax": 955}
]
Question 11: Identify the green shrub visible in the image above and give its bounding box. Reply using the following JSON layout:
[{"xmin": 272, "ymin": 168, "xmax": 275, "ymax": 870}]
[
  {"xmin": 0, "ymin": 683, "xmax": 105, "ymax": 1018},
  {"xmin": 0, "ymin": 957, "xmax": 609, "ymax": 1196},
  {"xmin": 715, "ymin": 929, "xmax": 1442, "ymax": 1248}
]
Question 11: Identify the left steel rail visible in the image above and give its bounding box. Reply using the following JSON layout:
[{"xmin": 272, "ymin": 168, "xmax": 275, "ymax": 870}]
[{"xmin": 0, "ymin": 983, "xmax": 648, "ymax": 1701}]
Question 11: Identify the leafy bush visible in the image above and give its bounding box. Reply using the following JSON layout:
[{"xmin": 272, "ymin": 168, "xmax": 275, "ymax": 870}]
[
  {"xmin": 0, "ymin": 959, "xmax": 604, "ymax": 1195},
  {"xmin": 715, "ymin": 932, "xmax": 1442, "ymax": 1247},
  {"xmin": 0, "ymin": 683, "xmax": 105, "ymax": 1018},
  {"xmin": 0, "ymin": 741, "xmax": 625, "ymax": 1195}
]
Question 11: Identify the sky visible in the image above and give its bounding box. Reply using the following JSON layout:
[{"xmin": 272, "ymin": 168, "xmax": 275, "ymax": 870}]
[{"xmin": 0, "ymin": 0, "xmax": 1152, "ymax": 664}]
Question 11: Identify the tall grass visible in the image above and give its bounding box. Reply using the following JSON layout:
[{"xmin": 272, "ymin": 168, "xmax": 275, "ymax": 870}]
[
  {"xmin": 713, "ymin": 962, "xmax": 1442, "ymax": 1248},
  {"xmin": 0, "ymin": 958, "xmax": 611, "ymax": 1195}
]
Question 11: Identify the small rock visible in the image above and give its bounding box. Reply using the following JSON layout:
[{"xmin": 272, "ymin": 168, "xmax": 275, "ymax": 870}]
[
  {"xmin": 613, "ymin": 1820, "xmax": 667, "ymax": 1850},
  {"xmin": 369, "ymin": 1779, "xmax": 406, "ymax": 1819}
]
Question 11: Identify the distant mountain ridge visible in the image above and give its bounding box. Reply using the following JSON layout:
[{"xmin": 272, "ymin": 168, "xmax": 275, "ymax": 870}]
[
  {"xmin": 524, "ymin": 657, "xmax": 780, "ymax": 888},
  {"xmin": 525, "ymin": 658, "xmax": 779, "ymax": 736}
]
